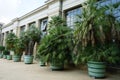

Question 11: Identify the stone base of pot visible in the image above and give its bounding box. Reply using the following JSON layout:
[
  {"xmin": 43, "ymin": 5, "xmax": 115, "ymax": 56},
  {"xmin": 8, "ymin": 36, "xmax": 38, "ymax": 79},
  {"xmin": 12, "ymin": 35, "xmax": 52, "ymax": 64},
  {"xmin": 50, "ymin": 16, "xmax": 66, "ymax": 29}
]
[
  {"xmin": 3, "ymin": 55, "xmax": 7, "ymax": 59},
  {"xmin": 87, "ymin": 61, "xmax": 106, "ymax": 79},
  {"xmin": 13, "ymin": 55, "xmax": 21, "ymax": 62},
  {"xmin": 24, "ymin": 55, "xmax": 33, "ymax": 64},
  {"xmin": 0, "ymin": 54, "xmax": 3, "ymax": 58},
  {"xmin": 7, "ymin": 55, "xmax": 12, "ymax": 60},
  {"xmin": 39, "ymin": 61, "xmax": 46, "ymax": 66}
]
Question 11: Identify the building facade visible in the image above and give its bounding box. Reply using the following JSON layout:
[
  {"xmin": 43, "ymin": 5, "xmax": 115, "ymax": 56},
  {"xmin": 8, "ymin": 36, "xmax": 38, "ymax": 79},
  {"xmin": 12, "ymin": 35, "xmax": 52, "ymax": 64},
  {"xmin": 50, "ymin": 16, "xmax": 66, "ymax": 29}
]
[
  {"xmin": 1, "ymin": 0, "xmax": 120, "ymax": 46},
  {"xmin": 0, "ymin": 22, "xmax": 4, "ymax": 46},
  {"xmin": 1, "ymin": 0, "xmax": 85, "ymax": 46}
]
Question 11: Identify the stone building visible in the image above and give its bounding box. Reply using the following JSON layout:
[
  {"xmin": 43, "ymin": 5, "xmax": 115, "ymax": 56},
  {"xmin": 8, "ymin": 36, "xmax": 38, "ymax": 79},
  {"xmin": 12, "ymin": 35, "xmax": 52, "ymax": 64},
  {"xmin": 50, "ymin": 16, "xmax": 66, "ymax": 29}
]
[
  {"xmin": 1, "ymin": 0, "xmax": 120, "ymax": 46},
  {"xmin": 1, "ymin": 0, "xmax": 84, "ymax": 46}
]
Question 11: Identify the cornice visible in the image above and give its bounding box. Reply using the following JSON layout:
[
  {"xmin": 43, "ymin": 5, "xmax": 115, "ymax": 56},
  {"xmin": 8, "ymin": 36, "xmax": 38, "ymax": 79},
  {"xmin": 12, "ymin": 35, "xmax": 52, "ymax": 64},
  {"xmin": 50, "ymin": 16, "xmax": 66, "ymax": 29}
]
[{"xmin": 19, "ymin": 4, "xmax": 48, "ymax": 20}]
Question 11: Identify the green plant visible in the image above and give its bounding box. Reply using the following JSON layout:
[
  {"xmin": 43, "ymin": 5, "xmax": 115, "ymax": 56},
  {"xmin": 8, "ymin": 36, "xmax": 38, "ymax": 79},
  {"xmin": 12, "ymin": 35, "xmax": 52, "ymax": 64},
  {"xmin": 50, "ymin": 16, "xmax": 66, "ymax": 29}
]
[
  {"xmin": 74, "ymin": 0, "xmax": 120, "ymax": 64},
  {"xmin": 3, "ymin": 49, "xmax": 10, "ymax": 55},
  {"xmin": 37, "ymin": 26, "xmax": 73, "ymax": 64},
  {"xmin": 13, "ymin": 38, "xmax": 25, "ymax": 56},
  {"xmin": 21, "ymin": 25, "xmax": 41, "ymax": 55},
  {"xmin": 0, "ymin": 46, "xmax": 5, "ymax": 53},
  {"xmin": 5, "ymin": 32, "xmax": 17, "ymax": 51},
  {"xmin": 37, "ymin": 16, "xmax": 73, "ymax": 65},
  {"xmin": 49, "ymin": 16, "xmax": 66, "ymax": 28}
]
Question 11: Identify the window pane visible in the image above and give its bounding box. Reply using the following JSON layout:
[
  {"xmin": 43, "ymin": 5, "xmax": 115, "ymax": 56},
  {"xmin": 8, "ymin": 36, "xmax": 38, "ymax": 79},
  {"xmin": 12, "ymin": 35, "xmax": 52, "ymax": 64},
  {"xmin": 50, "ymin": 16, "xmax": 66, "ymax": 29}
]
[
  {"xmin": 41, "ymin": 19, "xmax": 48, "ymax": 31},
  {"xmin": 40, "ymin": 18, "xmax": 48, "ymax": 37},
  {"xmin": 66, "ymin": 7, "xmax": 82, "ymax": 28}
]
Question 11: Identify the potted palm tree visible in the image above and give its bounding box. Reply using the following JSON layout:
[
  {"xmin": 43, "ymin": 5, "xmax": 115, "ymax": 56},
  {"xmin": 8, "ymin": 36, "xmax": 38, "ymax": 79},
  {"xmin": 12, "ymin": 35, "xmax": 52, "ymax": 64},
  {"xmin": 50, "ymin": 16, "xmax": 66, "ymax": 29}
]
[
  {"xmin": 37, "ymin": 16, "xmax": 73, "ymax": 70},
  {"xmin": 36, "ymin": 16, "xmax": 65, "ymax": 66},
  {"xmin": 22, "ymin": 25, "xmax": 41, "ymax": 64},
  {"xmin": 0, "ymin": 46, "xmax": 5, "ymax": 58},
  {"xmin": 74, "ymin": 0, "xmax": 120, "ymax": 78}
]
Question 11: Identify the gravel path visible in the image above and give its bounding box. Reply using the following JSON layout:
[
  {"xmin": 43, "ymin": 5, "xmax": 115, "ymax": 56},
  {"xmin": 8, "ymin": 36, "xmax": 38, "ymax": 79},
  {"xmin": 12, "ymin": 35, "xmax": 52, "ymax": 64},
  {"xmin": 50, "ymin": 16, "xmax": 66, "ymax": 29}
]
[{"xmin": 0, "ymin": 59, "xmax": 119, "ymax": 80}]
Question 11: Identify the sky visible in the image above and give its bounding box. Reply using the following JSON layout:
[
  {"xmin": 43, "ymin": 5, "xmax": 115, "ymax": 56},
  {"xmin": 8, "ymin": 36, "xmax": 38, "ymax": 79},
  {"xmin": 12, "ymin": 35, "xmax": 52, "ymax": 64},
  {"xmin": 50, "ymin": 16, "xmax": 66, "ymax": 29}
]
[{"xmin": 0, "ymin": 0, "xmax": 46, "ymax": 24}]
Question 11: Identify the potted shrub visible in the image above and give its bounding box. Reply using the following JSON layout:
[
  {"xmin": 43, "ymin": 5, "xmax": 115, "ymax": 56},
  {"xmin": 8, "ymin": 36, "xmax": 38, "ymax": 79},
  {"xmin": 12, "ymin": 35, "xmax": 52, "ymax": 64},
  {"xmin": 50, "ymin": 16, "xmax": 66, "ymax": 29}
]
[
  {"xmin": 5, "ymin": 32, "xmax": 17, "ymax": 61},
  {"xmin": 37, "ymin": 16, "xmax": 73, "ymax": 70},
  {"xmin": 13, "ymin": 38, "xmax": 25, "ymax": 62},
  {"xmin": 74, "ymin": 0, "xmax": 120, "ymax": 78},
  {"xmin": 3, "ymin": 49, "xmax": 10, "ymax": 59},
  {"xmin": 37, "ymin": 26, "xmax": 73, "ymax": 70},
  {"xmin": 0, "ymin": 46, "xmax": 5, "ymax": 58},
  {"xmin": 21, "ymin": 25, "xmax": 41, "ymax": 64},
  {"xmin": 35, "ymin": 16, "xmax": 65, "ymax": 66},
  {"xmin": 6, "ymin": 47, "xmax": 12, "ymax": 60}
]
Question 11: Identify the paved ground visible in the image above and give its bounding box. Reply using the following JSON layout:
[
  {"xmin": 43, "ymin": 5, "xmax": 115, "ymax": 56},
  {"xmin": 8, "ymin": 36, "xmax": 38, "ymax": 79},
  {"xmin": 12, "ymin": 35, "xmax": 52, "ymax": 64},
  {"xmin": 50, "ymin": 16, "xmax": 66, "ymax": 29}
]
[{"xmin": 0, "ymin": 59, "xmax": 120, "ymax": 80}]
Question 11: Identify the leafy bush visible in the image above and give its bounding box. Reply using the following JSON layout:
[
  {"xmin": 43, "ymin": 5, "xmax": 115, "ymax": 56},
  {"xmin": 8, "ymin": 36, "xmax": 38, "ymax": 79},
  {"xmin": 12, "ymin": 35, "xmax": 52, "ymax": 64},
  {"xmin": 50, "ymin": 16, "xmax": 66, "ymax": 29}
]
[
  {"xmin": 73, "ymin": 0, "xmax": 120, "ymax": 65},
  {"xmin": 37, "ymin": 25, "xmax": 73, "ymax": 63},
  {"xmin": 0, "ymin": 46, "xmax": 5, "ymax": 53},
  {"xmin": 3, "ymin": 49, "xmax": 10, "ymax": 55},
  {"xmin": 20, "ymin": 25, "xmax": 41, "ymax": 55},
  {"xmin": 13, "ymin": 39, "xmax": 25, "ymax": 56},
  {"xmin": 5, "ymin": 32, "xmax": 17, "ymax": 51}
]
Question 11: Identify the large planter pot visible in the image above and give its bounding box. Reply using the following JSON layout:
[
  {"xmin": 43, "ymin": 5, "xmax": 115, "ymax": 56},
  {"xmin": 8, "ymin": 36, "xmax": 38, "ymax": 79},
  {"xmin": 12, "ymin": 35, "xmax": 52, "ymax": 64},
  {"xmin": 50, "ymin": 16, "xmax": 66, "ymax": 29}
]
[
  {"xmin": 87, "ymin": 61, "xmax": 106, "ymax": 79},
  {"xmin": 24, "ymin": 55, "xmax": 33, "ymax": 64},
  {"xmin": 13, "ymin": 55, "xmax": 21, "ymax": 62},
  {"xmin": 50, "ymin": 59, "xmax": 64, "ymax": 71},
  {"xmin": 3, "ymin": 55, "xmax": 7, "ymax": 59},
  {"xmin": 7, "ymin": 55, "xmax": 12, "ymax": 60},
  {"xmin": 0, "ymin": 54, "xmax": 3, "ymax": 58}
]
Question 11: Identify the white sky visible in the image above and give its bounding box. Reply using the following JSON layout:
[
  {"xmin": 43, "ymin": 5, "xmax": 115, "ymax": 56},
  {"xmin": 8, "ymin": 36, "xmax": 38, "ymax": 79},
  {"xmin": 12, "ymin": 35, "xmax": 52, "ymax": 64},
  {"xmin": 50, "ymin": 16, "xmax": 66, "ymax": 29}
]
[{"xmin": 0, "ymin": 0, "xmax": 46, "ymax": 24}]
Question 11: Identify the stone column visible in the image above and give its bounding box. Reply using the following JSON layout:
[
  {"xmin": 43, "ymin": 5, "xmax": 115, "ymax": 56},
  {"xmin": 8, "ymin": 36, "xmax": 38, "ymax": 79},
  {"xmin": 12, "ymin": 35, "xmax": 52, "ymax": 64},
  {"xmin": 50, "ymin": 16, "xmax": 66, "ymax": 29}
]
[
  {"xmin": 18, "ymin": 27, "xmax": 21, "ymax": 37},
  {"xmin": 33, "ymin": 20, "xmax": 40, "ymax": 58},
  {"xmin": 36, "ymin": 20, "xmax": 40, "ymax": 29},
  {"xmin": 3, "ymin": 32, "xmax": 6, "ymax": 46},
  {"xmin": 25, "ymin": 24, "xmax": 29, "ymax": 31}
]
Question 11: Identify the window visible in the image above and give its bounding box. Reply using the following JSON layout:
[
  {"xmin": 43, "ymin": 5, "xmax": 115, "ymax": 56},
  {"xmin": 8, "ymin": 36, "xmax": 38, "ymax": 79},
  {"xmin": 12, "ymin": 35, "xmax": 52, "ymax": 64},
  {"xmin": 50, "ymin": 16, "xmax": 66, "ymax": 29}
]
[
  {"xmin": 98, "ymin": 0, "xmax": 120, "ymax": 21},
  {"xmin": 66, "ymin": 7, "xmax": 82, "ymax": 28},
  {"xmin": 10, "ymin": 30, "xmax": 13, "ymax": 33},
  {"xmin": 6, "ymin": 31, "xmax": 9, "ymax": 37},
  {"xmin": 29, "ymin": 22, "xmax": 36, "ymax": 29},
  {"xmin": 40, "ymin": 18, "xmax": 48, "ymax": 37},
  {"xmin": 2, "ymin": 33, "xmax": 4, "ymax": 45},
  {"xmin": 20, "ymin": 25, "xmax": 25, "ymax": 35}
]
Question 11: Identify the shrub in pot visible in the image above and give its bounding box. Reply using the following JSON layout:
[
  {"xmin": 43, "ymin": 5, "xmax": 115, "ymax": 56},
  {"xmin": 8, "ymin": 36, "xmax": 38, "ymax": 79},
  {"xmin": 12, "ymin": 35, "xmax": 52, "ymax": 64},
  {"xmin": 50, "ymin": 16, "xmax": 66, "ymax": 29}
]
[
  {"xmin": 0, "ymin": 46, "xmax": 5, "ymax": 58},
  {"xmin": 37, "ymin": 18, "xmax": 73, "ymax": 70},
  {"xmin": 5, "ymin": 32, "xmax": 17, "ymax": 60},
  {"xmin": 73, "ymin": 0, "xmax": 120, "ymax": 78},
  {"xmin": 21, "ymin": 25, "xmax": 41, "ymax": 64},
  {"xmin": 13, "ymin": 38, "xmax": 25, "ymax": 62},
  {"xmin": 35, "ymin": 16, "xmax": 65, "ymax": 66},
  {"xmin": 79, "ymin": 44, "xmax": 119, "ymax": 78},
  {"xmin": 3, "ymin": 49, "xmax": 10, "ymax": 59},
  {"xmin": 5, "ymin": 32, "xmax": 17, "ymax": 51}
]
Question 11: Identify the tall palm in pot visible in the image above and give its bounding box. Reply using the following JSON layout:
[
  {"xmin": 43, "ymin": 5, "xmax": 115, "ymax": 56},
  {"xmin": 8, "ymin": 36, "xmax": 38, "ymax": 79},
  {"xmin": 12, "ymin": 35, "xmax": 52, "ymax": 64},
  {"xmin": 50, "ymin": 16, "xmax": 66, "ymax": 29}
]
[
  {"xmin": 37, "ymin": 16, "xmax": 73, "ymax": 70},
  {"xmin": 74, "ymin": 0, "xmax": 120, "ymax": 78}
]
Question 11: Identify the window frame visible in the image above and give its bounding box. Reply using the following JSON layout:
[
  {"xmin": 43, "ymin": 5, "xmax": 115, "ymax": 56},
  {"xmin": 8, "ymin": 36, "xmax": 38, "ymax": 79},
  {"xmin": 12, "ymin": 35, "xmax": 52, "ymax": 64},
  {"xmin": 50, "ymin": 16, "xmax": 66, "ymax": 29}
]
[{"xmin": 65, "ymin": 6, "xmax": 82, "ymax": 28}]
